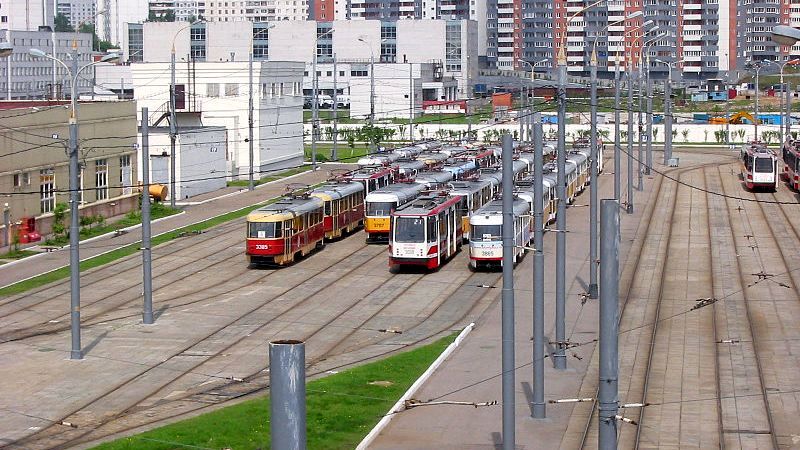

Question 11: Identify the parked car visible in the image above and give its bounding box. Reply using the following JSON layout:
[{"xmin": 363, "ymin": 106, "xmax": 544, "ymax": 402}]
[{"xmin": 336, "ymin": 95, "xmax": 351, "ymax": 109}]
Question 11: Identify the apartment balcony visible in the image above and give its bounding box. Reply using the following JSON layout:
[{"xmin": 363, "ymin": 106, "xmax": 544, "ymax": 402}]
[{"xmin": 683, "ymin": 3, "xmax": 702, "ymax": 9}]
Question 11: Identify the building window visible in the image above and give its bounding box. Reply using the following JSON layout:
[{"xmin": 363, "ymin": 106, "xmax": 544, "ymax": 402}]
[
  {"xmin": 380, "ymin": 24, "xmax": 397, "ymax": 40},
  {"xmin": 13, "ymin": 172, "xmax": 29, "ymax": 187},
  {"xmin": 225, "ymin": 83, "xmax": 239, "ymax": 96},
  {"xmin": 351, "ymin": 68, "xmax": 368, "ymax": 77},
  {"xmin": 120, "ymin": 155, "xmax": 132, "ymax": 195},
  {"xmin": 95, "ymin": 159, "xmax": 108, "ymax": 200},
  {"xmin": 40, "ymin": 169, "xmax": 55, "ymax": 214},
  {"xmin": 207, "ymin": 83, "xmax": 220, "ymax": 97}
]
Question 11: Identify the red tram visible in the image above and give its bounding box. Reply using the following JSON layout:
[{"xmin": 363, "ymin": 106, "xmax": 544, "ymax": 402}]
[
  {"xmin": 245, "ymin": 191, "xmax": 325, "ymax": 266},
  {"xmin": 782, "ymin": 140, "xmax": 800, "ymax": 191},
  {"xmin": 311, "ymin": 180, "xmax": 365, "ymax": 239},
  {"xmin": 388, "ymin": 193, "xmax": 464, "ymax": 271}
]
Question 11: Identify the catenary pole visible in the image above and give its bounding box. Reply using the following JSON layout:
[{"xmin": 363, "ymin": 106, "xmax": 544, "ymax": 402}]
[
  {"xmin": 589, "ymin": 49, "xmax": 599, "ymax": 299},
  {"xmin": 270, "ymin": 340, "xmax": 307, "ymax": 450},
  {"xmin": 532, "ymin": 113, "xmax": 546, "ymax": 418},
  {"xmin": 141, "ymin": 107, "xmax": 154, "ymax": 325},
  {"xmin": 598, "ymin": 199, "xmax": 620, "ymax": 450},
  {"xmin": 501, "ymin": 133, "xmax": 516, "ymax": 449},
  {"xmin": 169, "ymin": 47, "xmax": 177, "ymax": 207},
  {"xmin": 68, "ymin": 44, "xmax": 82, "ymax": 360},
  {"xmin": 646, "ymin": 55, "xmax": 653, "ymax": 174},
  {"xmin": 637, "ymin": 57, "xmax": 644, "ymax": 190},
  {"xmin": 409, "ymin": 62, "xmax": 414, "ymax": 143},
  {"xmin": 664, "ymin": 69, "xmax": 673, "ymax": 165},
  {"xmin": 311, "ymin": 48, "xmax": 318, "ymax": 170},
  {"xmin": 248, "ymin": 44, "xmax": 255, "ymax": 190},
  {"xmin": 614, "ymin": 54, "xmax": 621, "ymax": 202},
  {"xmin": 626, "ymin": 65, "xmax": 634, "ymax": 214},
  {"xmin": 333, "ymin": 54, "xmax": 338, "ymax": 161},
  {"xmin": 555, "ymin": 47, "xmax": 567, "ymax": 370}
]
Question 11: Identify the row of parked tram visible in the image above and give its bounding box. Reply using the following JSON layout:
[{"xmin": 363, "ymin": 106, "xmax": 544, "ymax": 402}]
[{"xmin": 245, "ymin": 138, "xmax": 604, "ymax": 271}]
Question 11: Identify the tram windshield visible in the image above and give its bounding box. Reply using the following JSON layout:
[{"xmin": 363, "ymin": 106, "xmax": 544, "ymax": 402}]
[
  {"xmin": 249, "ymin": 221, "xmax": 281, "ymax": 238},
  {"xmin": 393, "ymin": 217, "xmax": 426, "ymax": 243},
  {"xmin": 754, "ymin": 157, "xmax": 774, "ymax": 173},
  {"xmin": 367, "ymin": 201, "xmax": 395, "ymax": 216},
  {"xmin": 471, "ymin": 225, "xmax": 502, "ymax": 242}
]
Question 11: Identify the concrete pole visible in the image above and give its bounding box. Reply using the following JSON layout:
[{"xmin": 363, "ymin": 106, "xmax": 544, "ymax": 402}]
[
  {"xmin": 466, "ymin": 55, "xmax": 472, "ymax": 141},
  {"xmin": 532, "ymin": 113, "xmax": 546, "ymax": 419},
  {"xmin": 725, "ymin": 79, "xmax": 731, "ymax": 147},
  {"xmin": 527, "ymin": 104, "xmax": 533, "ymax": 146},
  {"xmin": 598, "ymin": 199, "xmax": 620, "ymax": 450},
  {"xmin": 68, "ymin": 46, "xmax": 82, "ymax": 361},
  {"xmin": 409, "ymin": 62, "xmax": 414, "ymax": 143},
  {"xmin": 501, "ymin": 133, "xmax": 516, "ymax": 449},
  {"xmin": 311, "ymin": 49, "xmax": 318, "ymax": 170},
  {"xmin": 646, "ymin": 56, "xmax": 653, "ymax": 175},
  {"xmin": 786, "ymin": 76, "xmax": 792, "ymax": 141},
  {"xmin": 637, "ymin": 60, "xmax": 644, "ymax": 190},
  {"xmin": 755, "ymin": 67, "xmax": 760, "ymax": 141},
  {"xmin": 369, "ymin": 52, "xmax": 375, "ymax": 152},
  {"xmin": 3, "ymin": 205, "xmax": 9, "ymax": 248},
  {"xmin": 555, "ymin": 50, "xmax": 567, "ymax": 370},
  {"xmin": 248, "ymin": 45, "xmax": 255, "ymax": 190},
  {"xmin": 269, "ymin": 340, "xmax": 307, "ymax": 450},
  {"xmin": 169, "ymin": 48, "xmax": 177, "ymax": 208},
  {"xmin": 141, "ymin": 107, "xmax": 153, "ymax": 325},
  {"xmin": 589, "ymin": 50, "xmax": 599, "ymax": 300},
  {"xmin": 332, "ymin": 54, "xmax": 338, "ymax": 161},
  {"xmin": 626, "ymin": 68, "xmax": 634, "ymax": 214},
  {"xmin": 664, "ymin": 70, "xmax": 673, "ymax": 165},
  {"xmin": 614, "ymin": 56, "xmax": 621, "ymax": 202},
  {"xmin": 519, "ymin": 85, "xmax": 525, "ymax": 143}
]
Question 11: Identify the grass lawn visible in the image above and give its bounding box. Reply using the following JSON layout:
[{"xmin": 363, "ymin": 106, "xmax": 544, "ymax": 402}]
[
  {"xmin": 0, "ymin": 249, "xmax": 37, "ymax": 264},
  {"xmin": 227, "ymin": 166, "xmax": 313, "ymax": 187},
  {"xmin": 42, "ymin": 203, "xmax": 181, "ymax": 248},
  {"xmin": 90, "ymin": 333, "xmax": 458, "ymax": 450}
]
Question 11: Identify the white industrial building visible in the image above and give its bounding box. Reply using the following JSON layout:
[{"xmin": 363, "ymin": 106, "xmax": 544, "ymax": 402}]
[
  {"xmin": 122, "ymin": 19, "xmax": 478, "ymax": 101},
  {"xmin": 0, "ymin": 0, "xmax": 54, "ymax": 31},
  {"xmin": 131, "ymin": 60, "xmax": 305, "ymax": 177},
  {"xmin": 139, "ymin": 123, "xmax": 228, "ymax": 200},
  {"xmin": 0, "ymin": 29, "xmax": 94, "ymax": 100}
]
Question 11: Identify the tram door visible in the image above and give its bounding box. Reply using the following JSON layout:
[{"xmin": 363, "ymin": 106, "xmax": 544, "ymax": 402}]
[{"xmin": 284, "ymin": 219, "xmax": 293, "ymax": 260}]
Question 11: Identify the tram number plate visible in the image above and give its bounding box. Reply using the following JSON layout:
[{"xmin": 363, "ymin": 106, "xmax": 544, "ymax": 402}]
[
  {"xmin": 255, "ymin": 244, "xmax": 270, "ymax": 250},
  {"xmin": 480, "ymin": 250, "xmax": 493, "ymax": 257}
]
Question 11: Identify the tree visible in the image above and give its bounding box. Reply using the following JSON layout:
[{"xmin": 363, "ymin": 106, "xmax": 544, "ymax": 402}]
[{"xmin": 54, "ymin": 13, "xmax": 74, "ymax": 32}]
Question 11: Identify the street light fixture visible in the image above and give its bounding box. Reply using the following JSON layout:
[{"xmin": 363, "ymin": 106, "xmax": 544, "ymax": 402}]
[
  {"xmin": 653, "ymin": 57, "xmax": 681, "ymax": 165},
  {"xmin": 28, "ymin": 48, "xmax": 119, "ymax": 360},
  {"xmin": 248, "ymin": 23, "xmax": 276, "ymax": 190},
  {"xmin": 639, "ymin": 32, "xmax": 667, "ymax": 181},
  {"xmin": 169, "ymin": 19, "xmax": 203, "ymax": 207},
  {"xmin": 358, "ymin": 37, "xmax": 380, "ymax": 154}
]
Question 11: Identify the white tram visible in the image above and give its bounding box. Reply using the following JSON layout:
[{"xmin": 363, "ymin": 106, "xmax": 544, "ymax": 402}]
[
  {"xmin": 741, "ymin": 141, "xmax": 778, "ymax": 191},
  {"xmin": 389, "ymin": 193, "xmax": 464, "ymax": 271},
  {"xmin": 468, "ymin": 197, "xmax": 532, "ymax": 270}
]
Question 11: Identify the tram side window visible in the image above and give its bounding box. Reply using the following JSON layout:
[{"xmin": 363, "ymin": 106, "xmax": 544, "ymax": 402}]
[
  {"xmin": 249, "ymin": 222, "xmax": 281, "ymax": 238},
  {"xmin": 324, "ymin": 201, "xmax": 331, "ymax": 216},
  {"xmin": 744, "ymin": 155, "xmax": 753, "ymax": 171},
  {"xmin": 427, "ymin": 217, "xmax": 437, "ymax": 240}
]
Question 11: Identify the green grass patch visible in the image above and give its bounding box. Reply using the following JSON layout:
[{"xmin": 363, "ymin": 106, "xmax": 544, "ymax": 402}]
[
  {"xmin": 90, "ymin": 333, "xmax": 457, "ymax": 450},
  {"xmin": 305, "ymin": 143, "xmax": 372, "ymax": 163},
  {"xmin": 227, "ymin": 166, "xmax": 313, "ymax": 187},
  {"xmin": 0, "ymin": 249, "xmax": 37, "ymax": 264},
  {"xmin": 43, "ymin": 203, "xmax": 180, "ymax": 247}
]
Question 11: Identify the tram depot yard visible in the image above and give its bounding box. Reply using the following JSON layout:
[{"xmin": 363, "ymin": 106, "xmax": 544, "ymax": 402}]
[{"xmin": 2, "ymin": 144, "xmax": 800, "ymax": 449}]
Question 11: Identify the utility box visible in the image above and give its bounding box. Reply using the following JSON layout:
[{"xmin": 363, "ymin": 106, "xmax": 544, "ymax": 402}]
[{"xmin": 17, "ymin": 217, "xmax": 41, "ymax": 244}]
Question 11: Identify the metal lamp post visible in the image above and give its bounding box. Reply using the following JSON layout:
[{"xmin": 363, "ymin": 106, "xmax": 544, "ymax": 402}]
[
  {"xmin": 29, "ymin": 48, "xmax": 120, "ymax": 360},
  {"xmin": 653, "ymin": 58, "xmax": 679, "ymax": 165},
  {"xmin": 311, "ymin": 29, "xmax": 335, "ymax": 170},
  {"xmin": 248, "ymin": 24, "xmax": 275, "ymax": 190},
  {"xmin": 779, "ymin": 59, "xmax": 800, "ymax": 142},
  {"xmin": 169, "ymin": 20, "xmax": 202, "ymax": 206},
  {"xmin": 358, "ymin": 37, "xmax": 382, "ymax": 154},
  {"xmin": 638, "ymin": 33, "xmax": 666, "ymax": 182},
  {"xmin": 772, "ymin": 25, "xmax": 800, "ymax": 140}
]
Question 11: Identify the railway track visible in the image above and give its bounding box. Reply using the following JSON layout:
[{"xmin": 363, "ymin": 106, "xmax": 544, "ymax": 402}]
[{"xmin": 3, "ymin": 227, "xmax": 498, "ymax": 449}]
